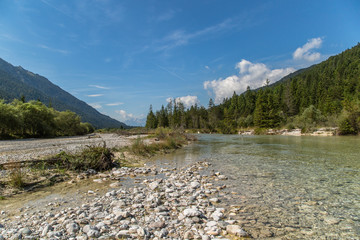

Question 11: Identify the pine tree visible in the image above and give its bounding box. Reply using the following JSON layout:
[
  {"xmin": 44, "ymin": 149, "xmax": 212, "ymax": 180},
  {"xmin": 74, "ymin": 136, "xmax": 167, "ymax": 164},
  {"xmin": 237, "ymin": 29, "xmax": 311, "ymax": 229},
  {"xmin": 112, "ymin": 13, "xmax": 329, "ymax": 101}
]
[{"xmin": 145, "ymin": 105, "xmax": 157, "ymax": 129}]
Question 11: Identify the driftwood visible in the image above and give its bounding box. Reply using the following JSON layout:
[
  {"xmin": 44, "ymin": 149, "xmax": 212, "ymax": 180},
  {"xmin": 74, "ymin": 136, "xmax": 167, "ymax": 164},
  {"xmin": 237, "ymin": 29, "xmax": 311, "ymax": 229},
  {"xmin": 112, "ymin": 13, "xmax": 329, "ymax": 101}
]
[{"xmin": 0, "ymin": 158, "xmax": 62, "ymax": 169}]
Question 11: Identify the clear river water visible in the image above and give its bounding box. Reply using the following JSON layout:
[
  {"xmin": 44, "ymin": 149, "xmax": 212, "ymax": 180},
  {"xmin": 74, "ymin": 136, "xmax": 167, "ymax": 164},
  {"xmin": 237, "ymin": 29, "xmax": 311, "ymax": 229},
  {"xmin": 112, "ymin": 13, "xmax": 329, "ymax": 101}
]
[{"xmin": 152, "ymin": 134, "xmax": 360, "ymax": 239}]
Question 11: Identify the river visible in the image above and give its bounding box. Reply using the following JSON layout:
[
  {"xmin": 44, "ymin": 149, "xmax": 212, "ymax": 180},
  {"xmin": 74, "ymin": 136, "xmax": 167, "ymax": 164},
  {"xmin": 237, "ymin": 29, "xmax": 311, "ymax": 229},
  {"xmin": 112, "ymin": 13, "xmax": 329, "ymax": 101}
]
[{"xmin": 151, "ymin": 134, "xmax": 360, "ymax": 239}]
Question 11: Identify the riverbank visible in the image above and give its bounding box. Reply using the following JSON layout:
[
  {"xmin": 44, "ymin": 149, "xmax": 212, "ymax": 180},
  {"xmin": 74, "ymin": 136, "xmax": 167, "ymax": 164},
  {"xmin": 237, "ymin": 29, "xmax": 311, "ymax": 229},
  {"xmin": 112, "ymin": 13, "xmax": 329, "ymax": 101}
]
[
  {"xmin": 238, "ymin": 127, "xmax": 338, "ymax": 136},
  {"xmin": 0, "ymin": 161, "xmax": 248, "ymax": 239},
  {"xmin": 0, "ymin": 131, "xmax": 193, "ymax": 198},
  {"xmin": 0, "ymin": 133, "xmax": 141, "ymax": 164}
]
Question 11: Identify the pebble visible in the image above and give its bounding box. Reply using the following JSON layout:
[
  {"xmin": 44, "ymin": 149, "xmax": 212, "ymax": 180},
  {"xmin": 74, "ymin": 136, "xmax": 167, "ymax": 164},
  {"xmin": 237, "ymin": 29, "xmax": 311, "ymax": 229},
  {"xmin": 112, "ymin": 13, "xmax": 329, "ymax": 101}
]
[{"xmin": 0, "ymin": 162, "xmax": 249, "ymax": 240}]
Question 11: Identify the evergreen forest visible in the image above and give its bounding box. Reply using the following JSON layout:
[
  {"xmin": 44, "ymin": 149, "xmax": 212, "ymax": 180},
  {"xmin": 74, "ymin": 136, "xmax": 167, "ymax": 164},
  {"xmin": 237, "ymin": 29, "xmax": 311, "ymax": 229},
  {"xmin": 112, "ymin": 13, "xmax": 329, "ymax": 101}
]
[{"xmin": 146, "ymin": 43, "xmax": 360, "ymax": 135}]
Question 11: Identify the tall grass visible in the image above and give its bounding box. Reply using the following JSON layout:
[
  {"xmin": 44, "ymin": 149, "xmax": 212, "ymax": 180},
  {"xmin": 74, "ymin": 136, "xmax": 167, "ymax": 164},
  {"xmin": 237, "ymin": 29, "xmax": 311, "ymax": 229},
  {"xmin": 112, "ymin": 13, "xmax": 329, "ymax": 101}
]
[
  {"xmin": 129, "ymin": 128, "xmax": 194, "ymax": 157},
  {"xmin": 52, "ymin": 145, "xmax": 114, "ymax": 171},
  {"xmin": 8, "ymin": 164, "xmax": 26, "ymax": 189}
]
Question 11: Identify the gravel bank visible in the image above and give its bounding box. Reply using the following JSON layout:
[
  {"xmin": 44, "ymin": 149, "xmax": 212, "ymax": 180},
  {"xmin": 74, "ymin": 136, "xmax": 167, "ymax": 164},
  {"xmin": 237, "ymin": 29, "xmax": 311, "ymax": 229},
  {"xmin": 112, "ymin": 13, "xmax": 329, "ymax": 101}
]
[
  {"xmin": 0, "ymin": 161, "xmax": 248, "ymax": 239},
  {"xmin": 0, "ymin": 134, "xmax": 144, "ymax": 164}
]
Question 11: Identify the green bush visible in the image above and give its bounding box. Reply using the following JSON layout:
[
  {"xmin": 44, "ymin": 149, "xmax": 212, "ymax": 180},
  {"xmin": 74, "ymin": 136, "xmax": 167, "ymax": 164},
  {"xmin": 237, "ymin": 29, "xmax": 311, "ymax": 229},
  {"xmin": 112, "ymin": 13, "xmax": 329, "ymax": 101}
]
[
  {"xmin": 339, "ymin": 117, "xmax": 357, "ymax": 135},
  {"xmin": 130, "ymin": 137, "xmax": 154, "ymax": 156},
  {"xmin": 154, "ymin": 127, "xmax": 171, "ymax": 140},
  {"xmin": 254, "ymin": 127, "xmax": 267, "ymax": 135},
  {"xmin": 8, "ymin": 166, "xmax": 26, "ymax": 189},
  {"xmin": 0, "ymin": 99, "xmax": 95, "ymax": 139},
  {"xmin": 55, "ymin": 145, "xmax": 114, "ymax": 171}
]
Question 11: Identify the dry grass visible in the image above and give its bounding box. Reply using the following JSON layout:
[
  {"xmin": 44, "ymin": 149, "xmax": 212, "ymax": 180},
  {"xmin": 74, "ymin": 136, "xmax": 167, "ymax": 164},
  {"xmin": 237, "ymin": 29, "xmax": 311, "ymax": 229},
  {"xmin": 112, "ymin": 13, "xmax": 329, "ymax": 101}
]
[{"xmin": 8, "ymin": 164, "xmax": 26, "ymax": 189}]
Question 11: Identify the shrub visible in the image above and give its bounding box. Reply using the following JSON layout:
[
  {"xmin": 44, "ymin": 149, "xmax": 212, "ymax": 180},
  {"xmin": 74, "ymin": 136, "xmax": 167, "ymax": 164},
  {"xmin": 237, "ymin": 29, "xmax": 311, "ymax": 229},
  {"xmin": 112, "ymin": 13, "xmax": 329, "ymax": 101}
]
[
  {"xmin": 55, "ymin": 145, "xmax": 114, "ymax": 171},
  {"xmin": 130, "ymin": 137, "xmax": 153, "ymax": 156},
  {"xmin": 254, "ymin": 128, "xmax": 267, "ymax": 135},
  {"xmin": 338, "ymin": 117, "xmax": 357, "ymax": 135},
  {"xmin": 8, "ymin": 165, "xmax": 26, "ymax": 189},
  {"xmin": 154, "ymin": 127, "xmax": 171, "ymax": 140}
]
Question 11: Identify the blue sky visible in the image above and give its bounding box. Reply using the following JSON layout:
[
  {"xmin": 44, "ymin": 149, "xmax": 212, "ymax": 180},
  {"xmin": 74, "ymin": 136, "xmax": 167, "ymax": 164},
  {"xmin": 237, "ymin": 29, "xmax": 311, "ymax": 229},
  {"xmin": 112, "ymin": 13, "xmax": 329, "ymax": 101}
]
[{"xmin": 0, "ymin": 0, "xmax": 359, "ymax": 126}]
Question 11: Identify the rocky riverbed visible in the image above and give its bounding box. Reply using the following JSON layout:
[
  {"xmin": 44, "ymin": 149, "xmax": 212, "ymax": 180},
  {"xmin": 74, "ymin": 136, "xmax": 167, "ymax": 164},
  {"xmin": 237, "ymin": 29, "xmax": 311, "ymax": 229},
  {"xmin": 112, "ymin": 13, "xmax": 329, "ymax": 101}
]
[
  {"xmin": 0, "ymin": 161, "xmax": 249, "ymax": 240},
  {"xmin": 0, "ymin": 133, "xmax": 146, "ymax": 164}
]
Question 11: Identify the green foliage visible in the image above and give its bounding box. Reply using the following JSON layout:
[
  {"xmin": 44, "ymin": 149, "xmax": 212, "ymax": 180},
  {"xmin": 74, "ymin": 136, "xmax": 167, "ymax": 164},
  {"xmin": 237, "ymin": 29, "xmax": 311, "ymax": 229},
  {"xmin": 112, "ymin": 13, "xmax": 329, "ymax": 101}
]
[
  {"xmin": 154, "ymin": 127, "xmax": 171, "ymax": 140},
  {"xmin": 145, "ymin": 105, "xmax": 157, "ymax": 129},
  {"xmin": 130, "ymin": 137, "xmax": 153, "ymax": 156},
  {"xmin": 146, "ymin": 43, "xmax": 360, "ymax": 135},
  {"xmin": 338, "ymin": 118, "xmax": 356, "ymax": 135},
  {"xmin": 54, "ymin": 145, "xmax": 114, "ymax": 171},
  {"xmin": 130, "ymin": 129, "xmax": 189, "ymax": 157},
  {"xmin": 254, "ymin": 128, "xmax": 267, "ymax": 135},
  {"xmin": 0, "ymin": 99, "xmax": 94, "ymax": 139},
  {"xmin": 0, "ymin": 58, "xmax": 126, "ymax": 129},
  {"xmin": 8, "ymin": 165, "xmax": 26, "ymax": 189},
  {"xmin": 338, "ymin": 100, "xmax": 360, "ymax": 135}
]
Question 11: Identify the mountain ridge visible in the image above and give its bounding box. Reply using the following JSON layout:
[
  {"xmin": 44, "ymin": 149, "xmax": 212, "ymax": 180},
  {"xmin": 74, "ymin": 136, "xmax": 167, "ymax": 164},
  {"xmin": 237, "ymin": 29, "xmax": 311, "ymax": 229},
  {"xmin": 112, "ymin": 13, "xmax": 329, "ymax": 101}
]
[{"xmin": 0, "ymin": 58, "xmax": 126, "ymax": 129}]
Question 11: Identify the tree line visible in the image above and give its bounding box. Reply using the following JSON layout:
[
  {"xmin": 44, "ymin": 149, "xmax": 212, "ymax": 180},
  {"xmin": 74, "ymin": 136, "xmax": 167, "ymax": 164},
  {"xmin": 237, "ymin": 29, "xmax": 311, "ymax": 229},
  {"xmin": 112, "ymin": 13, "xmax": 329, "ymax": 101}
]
[
  {"xmin": 146, "ymin": 43, "xmax": 360, "ymax": 135},
  {"xmin": 0, "ymin": 99, "xmax": 94, "ymax": 139}
]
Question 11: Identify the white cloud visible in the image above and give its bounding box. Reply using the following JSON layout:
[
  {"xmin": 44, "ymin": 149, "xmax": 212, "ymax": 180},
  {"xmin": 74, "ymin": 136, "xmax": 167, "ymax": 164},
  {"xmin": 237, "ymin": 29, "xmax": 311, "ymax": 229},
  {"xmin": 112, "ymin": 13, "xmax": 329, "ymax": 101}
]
[
  {"xmin": 204, "ymin": 59, "xmax": 295, "ymax": 104},
  {"xmin": 166, "ymin": 96, "xmax": 200, "ymax": 108},
  {"xmin": 115, "ymin": 110, "xmax": 133, "ymax": 120},
  {"xmin": 205, "ymin": 65, "xmax": 210, "ymax": 70},
  {"xmin": 158, "ymin": 18, "xmax": 234, "ymax": 51},
  {"xmin": 89, "ymin": 85, "xmax": 110, "ymax": 89},
  {"xmin": 87, "ymin": 94, "xmax": 104, "ymax": 97},
  {"xmin": 175, "ymin": 95, "xmax": 199, "ymax": 108},
  {"xmin": 115, "ymin": 110, "xmax": 145, "ymax": 126},
  {"xmin": 293, "ymin": 38, "xmax": 322, "ymax": 62},
  {"xmin": 38, "ymin": 44, "xmax": 69, "ymax": 55},
  {"xmin": 106, "ymin": 102, "xmax": 124, "ymax": 106},
  {"xmin": 89, "ymin": 103, "xmax": 102, "ymax": 109}
]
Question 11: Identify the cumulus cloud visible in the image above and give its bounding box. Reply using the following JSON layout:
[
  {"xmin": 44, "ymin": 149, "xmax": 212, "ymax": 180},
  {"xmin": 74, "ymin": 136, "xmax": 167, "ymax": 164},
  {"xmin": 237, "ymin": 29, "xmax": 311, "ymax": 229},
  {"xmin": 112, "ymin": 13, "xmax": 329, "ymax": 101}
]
[
  {"xmin": 115, "ymin": 110, "xmax": 145, "ymax": 126},
  {"xmin": 115, "ymin": 110, "xmax": 133, "ymax": 120},
  {"xmin": 166, "ymin": 96, "xmax": 199, "ymax": 108},
  {"xmin": 293, "ymin": 37, "xmax": 322, "ymax": 62},
  {"xmin": 175, "ymin": 95, "xmax": 199, "ymax": 108},
  {"xmin": 204, "ymin": 59, "xmax": 295, "ymax": 104}
]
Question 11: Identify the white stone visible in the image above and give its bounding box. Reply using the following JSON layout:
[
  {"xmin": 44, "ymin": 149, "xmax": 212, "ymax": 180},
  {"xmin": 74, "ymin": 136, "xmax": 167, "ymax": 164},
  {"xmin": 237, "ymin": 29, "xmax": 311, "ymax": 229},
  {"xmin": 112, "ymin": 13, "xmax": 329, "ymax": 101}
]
[
  {"xmin": 226, "ymin": 225, "xmax": 248, "ymax": 237},
  {"xmin": 66, "ymin": 222, "xmax": 80, "ymax": 234},
  {"xmin": 183, "ymin": 208, "xmax": 201, "ymax": 217},
  {"xmin": 149, "ymin": 181, "xmax": 159, "ymax": 190},
  {"xmin": 190, "ymin": 181, "xmax": 200, "ymax": 189}
]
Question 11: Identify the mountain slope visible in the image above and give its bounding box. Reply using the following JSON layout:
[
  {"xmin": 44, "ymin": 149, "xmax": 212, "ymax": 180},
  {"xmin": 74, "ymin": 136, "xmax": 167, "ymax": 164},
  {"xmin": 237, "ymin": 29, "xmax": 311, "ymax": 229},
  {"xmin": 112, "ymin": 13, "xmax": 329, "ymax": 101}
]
[
  {"xmin": 146, "ymin": 43, "xmax": 360, "ymax": 134},
  {"xmin": 0, "ymin": 58, "xmax": 126, "ymax": 129}
]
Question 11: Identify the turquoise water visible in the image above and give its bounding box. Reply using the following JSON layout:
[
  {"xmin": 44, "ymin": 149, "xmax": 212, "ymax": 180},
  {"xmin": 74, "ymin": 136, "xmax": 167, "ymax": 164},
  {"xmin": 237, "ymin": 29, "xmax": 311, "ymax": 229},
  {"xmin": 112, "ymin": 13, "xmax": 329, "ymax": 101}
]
[{"xmin": 153, "ymin": 134, "xmax": 360, "ymax": 239}]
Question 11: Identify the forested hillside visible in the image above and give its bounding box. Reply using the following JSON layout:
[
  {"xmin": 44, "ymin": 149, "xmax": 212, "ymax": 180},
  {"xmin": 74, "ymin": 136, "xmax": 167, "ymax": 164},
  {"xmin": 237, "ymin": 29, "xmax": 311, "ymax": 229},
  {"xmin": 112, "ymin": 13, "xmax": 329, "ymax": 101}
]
[
  {"xmin": 146, "ymin": 43, "xmax": 360, "ymax": 135},
  {"xmin": 0, "ymin": 58, "xmax": 126, "ymax": 129}
]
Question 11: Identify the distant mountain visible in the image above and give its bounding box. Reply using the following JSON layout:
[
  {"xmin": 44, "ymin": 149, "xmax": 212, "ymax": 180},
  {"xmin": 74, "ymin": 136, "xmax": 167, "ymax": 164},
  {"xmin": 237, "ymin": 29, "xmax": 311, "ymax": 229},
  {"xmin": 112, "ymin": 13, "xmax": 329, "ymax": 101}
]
[{"xmin": 0, "ymin": 58, "xmax": 126, "ymax": 129}]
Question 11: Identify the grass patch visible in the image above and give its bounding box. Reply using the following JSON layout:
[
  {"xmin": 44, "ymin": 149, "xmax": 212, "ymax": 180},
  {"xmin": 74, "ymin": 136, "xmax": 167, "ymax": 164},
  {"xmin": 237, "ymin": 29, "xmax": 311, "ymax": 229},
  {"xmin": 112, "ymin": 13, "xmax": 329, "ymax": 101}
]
[
  {"xmin": 51, "ymin": 145, "xmax": 114, "ymax": 172},
  {"xmin": 8, "ymin": 165, "xmax": 26, "ymax": 189},
  {"xmin": 129, "ymin": 128, "xmax": 194, "ymax": 157}
]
